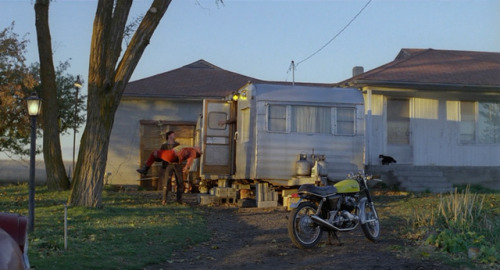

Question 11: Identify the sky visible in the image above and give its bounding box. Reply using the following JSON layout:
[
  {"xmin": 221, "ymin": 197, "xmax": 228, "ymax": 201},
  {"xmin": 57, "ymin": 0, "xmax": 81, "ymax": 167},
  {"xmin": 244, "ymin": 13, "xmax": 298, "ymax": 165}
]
[{"xmin": 1, "ymin": 0, "xmax": 499, "ymax": 161}]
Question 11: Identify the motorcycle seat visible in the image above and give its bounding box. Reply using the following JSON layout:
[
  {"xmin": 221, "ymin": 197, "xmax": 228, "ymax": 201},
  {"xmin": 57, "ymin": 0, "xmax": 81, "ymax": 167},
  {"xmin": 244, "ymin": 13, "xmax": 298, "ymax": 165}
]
[{"xmin": 298, "ymin": 184, "xmax": 337, "ymax": 197}]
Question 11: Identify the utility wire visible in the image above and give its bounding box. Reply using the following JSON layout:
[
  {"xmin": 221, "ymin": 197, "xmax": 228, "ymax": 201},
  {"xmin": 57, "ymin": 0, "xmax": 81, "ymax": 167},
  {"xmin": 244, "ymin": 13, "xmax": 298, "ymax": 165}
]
[{"xmin": 294, "ymin": 0, "xmax": 373, "ymax": 68}]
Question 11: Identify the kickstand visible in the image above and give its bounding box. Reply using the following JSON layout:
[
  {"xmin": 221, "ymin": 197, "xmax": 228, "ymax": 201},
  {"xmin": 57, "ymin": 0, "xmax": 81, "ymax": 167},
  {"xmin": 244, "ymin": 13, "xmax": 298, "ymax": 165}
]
[{"xmin": 328, "ymin": 231, "xmax": 342, "ymax": 246}]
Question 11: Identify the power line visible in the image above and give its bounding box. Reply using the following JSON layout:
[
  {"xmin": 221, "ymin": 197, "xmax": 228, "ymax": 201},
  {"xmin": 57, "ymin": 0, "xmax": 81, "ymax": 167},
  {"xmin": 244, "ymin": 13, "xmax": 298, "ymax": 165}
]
[{"xmin": 294, "ymin": 0, "xmax": 373, "ymax": 68}]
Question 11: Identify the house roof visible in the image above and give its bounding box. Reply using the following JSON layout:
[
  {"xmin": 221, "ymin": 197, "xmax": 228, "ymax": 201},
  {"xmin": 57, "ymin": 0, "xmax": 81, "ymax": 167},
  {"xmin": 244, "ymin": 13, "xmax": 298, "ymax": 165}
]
[
  {"xmin": 123, "ymin": 60, "xmax": 262, "ymax": 99},
  {"xmin": 124, "ymin": 60, "xmax": 333, "ymax": 99},
  {"xmin": 339, "ymin": 49, "xmax": 500, "ymax": 91}
]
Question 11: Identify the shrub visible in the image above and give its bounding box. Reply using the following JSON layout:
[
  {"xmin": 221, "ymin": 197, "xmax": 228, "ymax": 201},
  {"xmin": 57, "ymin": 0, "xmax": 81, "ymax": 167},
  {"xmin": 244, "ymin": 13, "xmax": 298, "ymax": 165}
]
[{"xmin": 416, "ymin": 185, "xmax": 499, "ymax": 264}]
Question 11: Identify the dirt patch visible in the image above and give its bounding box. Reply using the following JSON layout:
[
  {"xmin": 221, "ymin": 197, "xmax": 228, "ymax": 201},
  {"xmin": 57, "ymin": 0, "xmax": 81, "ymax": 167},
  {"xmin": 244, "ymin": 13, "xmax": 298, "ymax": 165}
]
[{"xmin": 145, "ymin": 193, "xmax": 455, "ymax": 270}]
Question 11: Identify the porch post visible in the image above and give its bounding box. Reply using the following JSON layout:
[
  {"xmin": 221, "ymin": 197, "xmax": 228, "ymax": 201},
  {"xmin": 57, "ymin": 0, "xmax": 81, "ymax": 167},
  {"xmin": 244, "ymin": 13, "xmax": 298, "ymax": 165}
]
[{"xmin": 365, "ymin": 87, "xmax": 372, "ymax": 166}]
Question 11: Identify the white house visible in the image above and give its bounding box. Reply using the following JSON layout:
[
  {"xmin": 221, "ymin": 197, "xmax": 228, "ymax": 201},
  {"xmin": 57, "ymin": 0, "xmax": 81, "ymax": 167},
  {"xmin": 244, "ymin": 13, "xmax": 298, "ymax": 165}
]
[{"xmin": 339, "ymin": 49, "xmax": 500, "ymax": 191}]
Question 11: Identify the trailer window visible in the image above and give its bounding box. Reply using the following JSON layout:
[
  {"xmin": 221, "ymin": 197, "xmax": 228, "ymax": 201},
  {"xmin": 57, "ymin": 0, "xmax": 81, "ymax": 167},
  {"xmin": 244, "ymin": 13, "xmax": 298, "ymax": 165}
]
[
  {"xmin": 336, "ymin": 108, "xmax": 355, "ymax": 135},
  {"xmin": 208, "ymin": 112, "xmax": 228, "ymax": 130},
  {"xmin": 268, "ymin": 105, "xmax": 287, "ymax": 132},
  {"xmin": 291, "ymin": 106, "xmax": 331, "ymax": 133},
  {"xmin": 268, "ymin": 105, "xmax": 357, "ymax": 135}
]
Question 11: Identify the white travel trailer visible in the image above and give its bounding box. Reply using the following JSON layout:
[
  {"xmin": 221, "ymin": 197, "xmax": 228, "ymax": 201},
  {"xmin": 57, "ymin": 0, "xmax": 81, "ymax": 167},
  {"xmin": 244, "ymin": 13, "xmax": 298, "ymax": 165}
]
[{"xmin": 198, "ymin": 82, "xmax": 365, "ymax": 187}]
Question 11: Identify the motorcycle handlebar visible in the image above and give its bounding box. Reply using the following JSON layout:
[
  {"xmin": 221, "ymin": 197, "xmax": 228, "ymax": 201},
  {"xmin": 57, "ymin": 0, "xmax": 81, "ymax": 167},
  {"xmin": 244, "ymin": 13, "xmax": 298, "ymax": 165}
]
[{"xmin": 348, "ymin": 172, "xmax": 383, "ymax": 182}]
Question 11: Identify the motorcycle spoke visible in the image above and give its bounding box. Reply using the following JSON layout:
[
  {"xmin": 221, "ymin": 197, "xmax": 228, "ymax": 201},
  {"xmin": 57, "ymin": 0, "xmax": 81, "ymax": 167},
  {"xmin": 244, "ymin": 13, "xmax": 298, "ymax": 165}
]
[
  {"xmin": 295, "ymin": 208, "xmax": 320, "ymax": 243},
  {"xmin": 288, "ymin": 202, "xmax": 323, "ymax": 248}
]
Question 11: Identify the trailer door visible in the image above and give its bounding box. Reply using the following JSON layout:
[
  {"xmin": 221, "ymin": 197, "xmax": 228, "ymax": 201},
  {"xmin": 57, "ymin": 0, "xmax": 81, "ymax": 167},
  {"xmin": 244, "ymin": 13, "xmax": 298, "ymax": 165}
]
[{"xmin": 201, "ymin": 99, "xmax": 235, "ymax": 176}]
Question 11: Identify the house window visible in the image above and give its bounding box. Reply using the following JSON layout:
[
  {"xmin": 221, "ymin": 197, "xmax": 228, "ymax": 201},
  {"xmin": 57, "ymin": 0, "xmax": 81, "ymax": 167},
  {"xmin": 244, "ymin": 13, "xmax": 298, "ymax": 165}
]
[
  {"xmin": 460, "ymin": 101, "xmax": 500, "ymax": 144},
  {"xmin": 336, "ymin": 107, "xmax": 355, "ymax": 135},
  {"xmin": 268, "ymin": 105, "xmax": 287, "ymax": 132},
  {"xmin": 459, "ymin": 101, "xmax": 475, "ymax": 143},
  {"xmin": 387, "ymin": 99, "xmax": 410, "ymax": 144},
  {"xmin": 479, "ymin": 103, "xmax": 500, "ymax": 143},
  {"xmin": 268, "ymin": 104, "xmax": 356, "ymax": 135},
  {"xmin": 291, "ymin": 106, "xmax": 331, "ymax": 133}
]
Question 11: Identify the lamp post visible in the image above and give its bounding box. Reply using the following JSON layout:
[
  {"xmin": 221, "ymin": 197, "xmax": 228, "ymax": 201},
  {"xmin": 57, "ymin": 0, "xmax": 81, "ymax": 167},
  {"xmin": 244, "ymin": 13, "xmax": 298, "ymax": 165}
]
[
  {"xmin": 73, "ymin": 76, "xmax": 82, "ymax": 178},
  {"xmin": 26, "ymin": 92, "xmax": 42, "ymax": 232}
]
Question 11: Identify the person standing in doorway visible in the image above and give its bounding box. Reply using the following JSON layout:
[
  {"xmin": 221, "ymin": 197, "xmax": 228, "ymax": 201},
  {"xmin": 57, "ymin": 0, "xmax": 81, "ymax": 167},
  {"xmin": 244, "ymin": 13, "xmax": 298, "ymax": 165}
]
[
  {"xmin": 136, "ymin": 130, "xmax": 181, "ymax": 204},
  {"xmin": 161, "ymin": 131, "xmax": 182, "ymax": 204}
]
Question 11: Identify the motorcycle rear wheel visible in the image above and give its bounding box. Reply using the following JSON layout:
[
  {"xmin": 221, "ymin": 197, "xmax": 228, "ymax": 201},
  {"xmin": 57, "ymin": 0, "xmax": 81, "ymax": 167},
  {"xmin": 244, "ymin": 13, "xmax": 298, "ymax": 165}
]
[
  {"xmin": 288, "ymin": 201, "xmax": 323, "ymax": 249},
  {"xmin": 361, "ymin": 200, "xmax": 380, "ymax": 242}
]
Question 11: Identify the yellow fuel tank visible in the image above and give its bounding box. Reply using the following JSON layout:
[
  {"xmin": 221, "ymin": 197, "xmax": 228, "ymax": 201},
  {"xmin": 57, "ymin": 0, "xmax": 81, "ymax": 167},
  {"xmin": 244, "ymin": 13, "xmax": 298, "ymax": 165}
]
[{"xmin": 334, "ymin": 179, "xmax": 360, "ymax": 193}]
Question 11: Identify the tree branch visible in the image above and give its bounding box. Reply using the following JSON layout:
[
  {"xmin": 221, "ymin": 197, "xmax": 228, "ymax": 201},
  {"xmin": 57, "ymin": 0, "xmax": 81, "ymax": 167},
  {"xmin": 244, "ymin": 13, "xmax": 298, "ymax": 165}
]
[
  {"xmin": 105, "ymin": 0, "xmax": 132, "ymax": 80},
  {"xmin": 113, "ymin": 0, "xmax": 172, "ymax": 92},
  {"xmin": 89, "ymin": 0, "xmax": 114, "ymax": 87}
]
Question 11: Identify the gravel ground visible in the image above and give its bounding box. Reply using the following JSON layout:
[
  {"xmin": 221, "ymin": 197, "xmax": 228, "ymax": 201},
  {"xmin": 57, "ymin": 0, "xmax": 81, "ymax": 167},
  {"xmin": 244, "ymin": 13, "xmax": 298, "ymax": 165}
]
[{"xmin": 144, "ymin": 193, "xmax": 456, "ymax": 270}]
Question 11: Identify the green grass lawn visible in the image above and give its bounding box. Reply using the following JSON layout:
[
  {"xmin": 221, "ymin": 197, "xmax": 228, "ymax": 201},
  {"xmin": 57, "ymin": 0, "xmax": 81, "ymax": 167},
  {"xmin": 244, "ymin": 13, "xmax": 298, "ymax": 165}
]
[{"xmin": 0, "ymin": 184, "xmax": 209, "ymax": 270}]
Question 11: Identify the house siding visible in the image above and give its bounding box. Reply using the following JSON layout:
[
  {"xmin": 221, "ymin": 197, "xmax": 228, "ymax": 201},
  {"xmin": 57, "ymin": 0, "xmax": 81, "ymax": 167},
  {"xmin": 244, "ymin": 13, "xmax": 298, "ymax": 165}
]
[
  {"xmin": 105, "ymin": 98, "xmax": 202, "ymax": 186},
  {"xmin": 365, "ymin": 93, "xmax": 500, "ymax": 167}
]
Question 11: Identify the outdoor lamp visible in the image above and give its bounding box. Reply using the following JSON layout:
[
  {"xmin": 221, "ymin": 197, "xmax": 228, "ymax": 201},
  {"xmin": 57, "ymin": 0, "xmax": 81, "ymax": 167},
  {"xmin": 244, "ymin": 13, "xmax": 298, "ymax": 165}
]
[
  {"xmin": 26, "ymin": 92, "xmax": 42, "ymax": 116},
  {"xmin": 25, "ymin": 92, "xmax": 41, "ymax": 232},
  {"xmin": 240, "ymin": 89, "xmax": 247, "ymax": 100},
  {"xmin": 73, "ymin": 76, "xmax": 82, "ymax": 177},
  {"xmin": 74, "ymin": 76, "xmax": 82, "ymax": 89},
  {"xmin": 232, "ymin": 92, "xmax": 239, "ymax": 101}
]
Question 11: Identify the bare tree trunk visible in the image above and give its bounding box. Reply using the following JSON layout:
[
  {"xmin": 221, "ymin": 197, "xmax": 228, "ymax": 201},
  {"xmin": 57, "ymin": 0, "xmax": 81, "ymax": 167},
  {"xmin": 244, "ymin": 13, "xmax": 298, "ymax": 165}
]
[
  {"xmin": 68, "ymin": 89, "xmax": 115, "ymax": 207},
  {"xmin": 68, "ymin": 0, "xmax": 171, "ymax": 207},
  {"xmin": 34, "ymin": 0, "xmax": 70, "ymax": 191}
]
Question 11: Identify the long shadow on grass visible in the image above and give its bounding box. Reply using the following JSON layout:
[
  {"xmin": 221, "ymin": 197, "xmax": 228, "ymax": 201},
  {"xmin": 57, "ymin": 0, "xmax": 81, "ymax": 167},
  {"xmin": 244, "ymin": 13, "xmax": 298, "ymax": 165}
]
[{"xmin": 29, "ymin": 191, "xmax": 209, "ymax": 270}]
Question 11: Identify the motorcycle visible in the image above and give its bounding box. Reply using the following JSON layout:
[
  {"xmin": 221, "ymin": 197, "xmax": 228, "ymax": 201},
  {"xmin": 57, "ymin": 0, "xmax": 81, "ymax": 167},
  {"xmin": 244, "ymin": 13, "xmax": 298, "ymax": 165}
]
[{"xmin": 287, "ymin": 171, "xmax": 380, "ymax": 249}]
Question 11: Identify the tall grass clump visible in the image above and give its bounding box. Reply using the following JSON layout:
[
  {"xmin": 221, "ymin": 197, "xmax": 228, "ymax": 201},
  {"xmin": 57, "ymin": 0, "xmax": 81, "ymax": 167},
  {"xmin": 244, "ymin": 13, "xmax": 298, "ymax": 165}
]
[
  {"xmin": 421, "ymin": 185, "xmax": 499, "ymax": 265},
  {"xmin": 437, "ymin": 185, "xmax": 485, "ymax": 231}
]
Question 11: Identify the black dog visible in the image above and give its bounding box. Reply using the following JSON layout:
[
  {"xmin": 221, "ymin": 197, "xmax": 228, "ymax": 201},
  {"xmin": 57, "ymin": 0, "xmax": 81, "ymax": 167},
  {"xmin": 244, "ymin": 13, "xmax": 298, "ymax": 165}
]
[{"xmin": 379, "ymin": 154, "xmax": 397, "ymax": 165}]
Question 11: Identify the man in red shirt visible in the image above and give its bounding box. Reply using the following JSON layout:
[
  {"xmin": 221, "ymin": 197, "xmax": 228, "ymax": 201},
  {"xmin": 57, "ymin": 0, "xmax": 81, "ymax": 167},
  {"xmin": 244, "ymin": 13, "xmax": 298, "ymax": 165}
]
[
  {"xmin": 138, "ymin": 146, "xmax": 201, "ymax": 174},
  {"xmin": 137, "ymin": 146, "xmax": 201, "ymax": 203}
]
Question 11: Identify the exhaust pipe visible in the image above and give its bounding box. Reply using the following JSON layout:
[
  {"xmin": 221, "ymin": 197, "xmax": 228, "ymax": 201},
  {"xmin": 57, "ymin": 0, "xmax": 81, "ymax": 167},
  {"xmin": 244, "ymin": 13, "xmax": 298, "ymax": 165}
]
[
  {"xmin": 310, "ymin": 215, "xmax": 359, "ymax": 232},
  {"xmin": 311, "ymin": 215, "xmax": 335, "ymax": 230}
]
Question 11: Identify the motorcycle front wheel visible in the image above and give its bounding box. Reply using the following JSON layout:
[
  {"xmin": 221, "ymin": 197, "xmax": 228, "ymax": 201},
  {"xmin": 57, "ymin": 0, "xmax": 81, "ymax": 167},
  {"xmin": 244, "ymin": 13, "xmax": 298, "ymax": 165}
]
[
  {"xmin": 361, "ymin": 200, "xmax": 380, "ymax": 242},
  {"xmin": 287, "ymin": 201, "xmax": 323, "ymax": 249}
]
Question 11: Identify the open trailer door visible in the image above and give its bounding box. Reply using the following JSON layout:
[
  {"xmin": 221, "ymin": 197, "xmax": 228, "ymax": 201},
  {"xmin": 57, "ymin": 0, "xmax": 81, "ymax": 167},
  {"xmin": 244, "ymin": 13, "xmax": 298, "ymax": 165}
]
[{"xmin": 200, "ymin": 99, "xmax": 236, "ymax": 177}]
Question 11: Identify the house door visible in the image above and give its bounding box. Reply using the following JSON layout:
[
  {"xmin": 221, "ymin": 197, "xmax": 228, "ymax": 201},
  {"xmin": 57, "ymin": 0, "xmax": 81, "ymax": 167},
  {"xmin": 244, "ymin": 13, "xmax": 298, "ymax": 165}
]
[
  {"xmin": 386, "ymin": 99, "xmax": 413, "ymax": 164},
  {"xmin": 200, "ymin": 100, "xmax": 235, "ymax": 176},
  {"xmin": 139, "ymin": 121, "xmax": 196, "ymax": 188}
]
